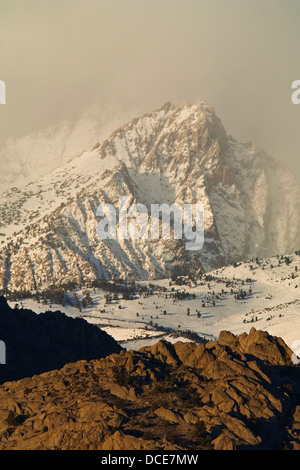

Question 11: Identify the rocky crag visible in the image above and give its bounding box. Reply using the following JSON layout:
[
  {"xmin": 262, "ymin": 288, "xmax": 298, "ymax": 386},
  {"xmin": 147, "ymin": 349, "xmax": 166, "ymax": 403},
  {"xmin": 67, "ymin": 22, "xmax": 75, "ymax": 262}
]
[{"xmin": 0, "ymin": 324, "xmax": 299, "ymax": 450}]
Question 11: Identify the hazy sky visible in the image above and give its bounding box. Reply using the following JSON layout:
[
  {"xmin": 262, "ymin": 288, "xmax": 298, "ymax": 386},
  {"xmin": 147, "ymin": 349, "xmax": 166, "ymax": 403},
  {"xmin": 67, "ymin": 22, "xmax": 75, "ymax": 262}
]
[{"xmin": 0, "ymin": 0, "xmax": 300, "ymax": 181}]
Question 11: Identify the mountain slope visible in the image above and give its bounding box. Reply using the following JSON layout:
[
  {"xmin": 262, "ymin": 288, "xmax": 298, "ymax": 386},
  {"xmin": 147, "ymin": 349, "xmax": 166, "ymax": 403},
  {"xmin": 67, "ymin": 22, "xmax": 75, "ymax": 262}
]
[
  {"xmin": 0, "ymin": 101, "xmax": 300, "ymax": 290},
  {"xmin": 0, "ymin": 103, "xmax": 134, "ymax": 194}
]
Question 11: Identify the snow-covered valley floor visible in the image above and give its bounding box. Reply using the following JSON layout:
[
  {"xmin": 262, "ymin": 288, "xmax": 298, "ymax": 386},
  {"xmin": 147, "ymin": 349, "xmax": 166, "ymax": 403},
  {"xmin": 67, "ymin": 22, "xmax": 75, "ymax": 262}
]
[{"xmin": 7, "ymin": 252, "xmax": 300, "ymax": 354}]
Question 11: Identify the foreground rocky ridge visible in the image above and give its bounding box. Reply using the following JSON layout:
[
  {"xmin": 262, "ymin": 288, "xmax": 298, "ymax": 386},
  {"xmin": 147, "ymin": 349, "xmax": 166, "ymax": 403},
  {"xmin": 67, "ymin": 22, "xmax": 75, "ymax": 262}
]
[{"xmin": 0, "ymin": 327, "xmax": 299, "ymax": 450}]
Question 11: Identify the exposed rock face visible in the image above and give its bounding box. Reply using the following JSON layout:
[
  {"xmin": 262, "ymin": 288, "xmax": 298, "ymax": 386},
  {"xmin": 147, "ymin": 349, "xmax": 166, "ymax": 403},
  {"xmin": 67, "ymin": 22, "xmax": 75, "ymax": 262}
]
[
  {"xmin": 1, "ymin": 102, "xmax": 300, "ymax": 290},
  {"xmin": 0, "ymin": 296, "xmax": 122, "ymax": 384},
  {"xmin": 0, "ymin": 327, "xmax": 299, "ymax": 450}
]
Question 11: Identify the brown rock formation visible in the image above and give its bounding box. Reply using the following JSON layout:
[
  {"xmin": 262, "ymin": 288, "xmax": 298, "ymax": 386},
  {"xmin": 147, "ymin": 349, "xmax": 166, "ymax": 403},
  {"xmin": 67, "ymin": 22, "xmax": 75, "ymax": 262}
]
[{"xmin": 0, "ymin": 328, "xmax": 299, "ymax": 450}]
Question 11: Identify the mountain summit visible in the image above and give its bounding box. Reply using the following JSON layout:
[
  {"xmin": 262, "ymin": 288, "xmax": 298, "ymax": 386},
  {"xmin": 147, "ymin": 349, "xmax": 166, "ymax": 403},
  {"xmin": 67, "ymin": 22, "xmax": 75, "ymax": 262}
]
[{"xmin": 0, "ymin": 101, "xmax": 299, "ymax": 290}]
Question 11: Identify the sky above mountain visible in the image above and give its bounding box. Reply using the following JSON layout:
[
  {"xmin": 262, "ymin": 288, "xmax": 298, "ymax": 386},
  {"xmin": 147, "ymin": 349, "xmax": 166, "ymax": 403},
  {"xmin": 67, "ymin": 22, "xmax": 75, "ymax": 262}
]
[{"xmin": 0, "ymin": 0, "xmax": 300, "ymax": 182}]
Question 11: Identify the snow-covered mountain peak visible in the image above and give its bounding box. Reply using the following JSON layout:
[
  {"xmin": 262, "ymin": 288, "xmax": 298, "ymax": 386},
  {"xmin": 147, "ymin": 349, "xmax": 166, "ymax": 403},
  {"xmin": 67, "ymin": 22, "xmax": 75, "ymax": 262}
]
[
  {"xmin": 0, "ymin": 100, "xmax": 299, "ymax": 291},
  {"xmin": 0, "ymin": 103, "xmax": 135, "ymax": 194}
]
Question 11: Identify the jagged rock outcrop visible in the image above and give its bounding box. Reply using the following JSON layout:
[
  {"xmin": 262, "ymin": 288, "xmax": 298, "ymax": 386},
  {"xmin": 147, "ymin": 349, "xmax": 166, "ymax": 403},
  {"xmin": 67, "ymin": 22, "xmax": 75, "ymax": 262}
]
[
  {"xmin": 0, "ymin": 327, "xmax": 299, "ymax": 450},
  {"xmin": 0, "ymin": 296, "xmax": 122, "ymax": 384},
  {"xmin": 1, "ymin": 102, "xmax": 300, "ymax": 290}
]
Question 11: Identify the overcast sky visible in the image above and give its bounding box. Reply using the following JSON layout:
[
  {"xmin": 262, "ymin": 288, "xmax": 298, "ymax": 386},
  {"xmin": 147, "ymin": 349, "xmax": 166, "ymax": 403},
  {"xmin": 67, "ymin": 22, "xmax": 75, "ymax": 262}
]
[{"xmin": 0, "ymin": 0, "xmax": 299, "ymax": 181}]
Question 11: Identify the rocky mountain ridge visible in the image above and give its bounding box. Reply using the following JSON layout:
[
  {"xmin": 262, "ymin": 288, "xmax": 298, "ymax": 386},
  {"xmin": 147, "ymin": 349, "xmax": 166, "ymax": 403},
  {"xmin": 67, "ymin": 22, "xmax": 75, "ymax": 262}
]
[
  {"xmin": 0, "ymin": 104, "xmax": 134, "ymax": 194},
  {"xmin": 1, "ymin": 101, "xmax": 300, "ymax": 290},
  {"xmin": 0, "ymin": 326, "xmax": 299, "ymax": 450}
]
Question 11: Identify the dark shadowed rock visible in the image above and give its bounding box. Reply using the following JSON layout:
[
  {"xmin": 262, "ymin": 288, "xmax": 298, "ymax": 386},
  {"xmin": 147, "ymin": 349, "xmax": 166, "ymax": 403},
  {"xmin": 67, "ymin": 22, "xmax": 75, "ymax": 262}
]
[{"xmin": 0, "ymin": 296, "xmax": 122, "ymax": 383}]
